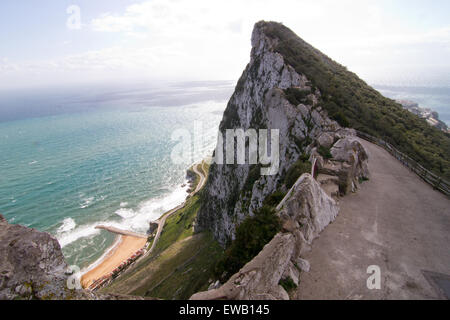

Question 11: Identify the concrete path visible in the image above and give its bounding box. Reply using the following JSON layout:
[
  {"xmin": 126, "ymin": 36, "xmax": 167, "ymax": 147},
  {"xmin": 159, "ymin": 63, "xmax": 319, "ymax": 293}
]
[
  {"xmin": 95, "ymin": 226, "xmax": 147, "ymax": 239},
  {"xmin": 295, "ymin": 139, "xmax": 450, "ymax": 300},
  {"xmin": 192, "ymin": 162, "xmax": 207, "ymax": 194}
]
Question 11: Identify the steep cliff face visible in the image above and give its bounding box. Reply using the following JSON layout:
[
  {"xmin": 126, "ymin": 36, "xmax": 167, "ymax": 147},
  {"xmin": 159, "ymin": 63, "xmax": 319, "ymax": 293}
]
[{"xmin": 196, "ymin": 22, "xmax": 347, "ymax": 245}]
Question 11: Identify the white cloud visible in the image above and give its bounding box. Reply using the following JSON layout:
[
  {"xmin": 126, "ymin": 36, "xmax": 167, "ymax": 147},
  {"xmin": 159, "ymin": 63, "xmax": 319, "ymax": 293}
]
[{"xmin": 2, "ymin": 0, "xmax": 450, "ymax": 89}]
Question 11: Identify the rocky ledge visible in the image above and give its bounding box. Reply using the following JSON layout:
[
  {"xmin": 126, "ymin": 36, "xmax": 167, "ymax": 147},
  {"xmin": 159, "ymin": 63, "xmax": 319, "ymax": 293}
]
[
  {"xmin": 191, "ymin": 136, "xmax": 369, "ymax": 300},
  {"xmin": 0, "ymin": 214, "xmax": 146, "ymax": 300}
]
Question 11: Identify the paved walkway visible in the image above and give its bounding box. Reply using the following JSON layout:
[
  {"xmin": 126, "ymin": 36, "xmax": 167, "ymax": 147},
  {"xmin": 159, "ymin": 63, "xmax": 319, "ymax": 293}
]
[
  {"xmin": 295, "ymin": 139, "xmax": 450, "ymax": 300},
  {"xmin": 95, "ymin": 226, "xmax": 147, "ymax": 239}
]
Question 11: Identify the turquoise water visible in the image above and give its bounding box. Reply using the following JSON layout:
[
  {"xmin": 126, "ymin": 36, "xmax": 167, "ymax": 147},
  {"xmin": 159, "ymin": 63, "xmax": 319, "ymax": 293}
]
[
  {"xmin": 2, "ymin": 81, "xmax": 448, "ymax": 272},
  {"xmin": 0, "ymin": 81, "xmax": 232, "ymax": 270}
]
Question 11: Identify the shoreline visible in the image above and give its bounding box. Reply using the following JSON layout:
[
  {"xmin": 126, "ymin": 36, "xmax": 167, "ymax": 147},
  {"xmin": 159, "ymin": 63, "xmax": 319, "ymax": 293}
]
[
  {"xmin": 80, "ymin": 234, "xmax": 123, "ymax": 275},
  {"xmin": 80, "ymin": 235, "xmax": 147, "ymax": 289},
  {"xmin": 79, "ymin": 161, "xmax": 206, "ymax": 290}
]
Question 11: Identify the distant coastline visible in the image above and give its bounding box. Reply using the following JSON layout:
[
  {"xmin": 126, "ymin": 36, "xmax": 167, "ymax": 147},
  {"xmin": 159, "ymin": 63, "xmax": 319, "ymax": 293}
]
[
  {"xmin": 374, "ymin": 84, "xmax": 450, "ymax": 127},
  {"xmin": 396, "ymin": 99, "xmax": 449, "ymax": 132}
]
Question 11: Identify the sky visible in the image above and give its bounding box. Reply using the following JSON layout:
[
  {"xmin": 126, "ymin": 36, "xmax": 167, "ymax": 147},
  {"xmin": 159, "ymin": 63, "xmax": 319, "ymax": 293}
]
[{"xmin": 0, "ymin": 0, "xmax": 449, "ymax": 90}]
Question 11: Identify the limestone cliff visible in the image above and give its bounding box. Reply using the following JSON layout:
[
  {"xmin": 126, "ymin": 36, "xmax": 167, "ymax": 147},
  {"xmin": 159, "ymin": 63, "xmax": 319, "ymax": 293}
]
[
  {"xmin": 191, "ymin": 139, "xmax": 368, "ymax": 300},
  {"xmin": 191, "ymin": 174, "xmax": 340, "ymax": 300},
  {"xmin": 191, "ymin": 22, "xmax": 371, "ymax": 299},
  {"xmin": 196, "ymin": 21, "xmax": 364, "ymax": 246}
]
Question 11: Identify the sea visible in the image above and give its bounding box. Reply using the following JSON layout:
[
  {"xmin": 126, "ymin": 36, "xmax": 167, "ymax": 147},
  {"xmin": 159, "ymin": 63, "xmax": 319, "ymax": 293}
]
[
  {"xmin": 0, "ymin": 81, "xmax": 449, "ymax": 271},
  {"xmin": 373, "ymin": 85, "xmax": 450, "ymax": 126},
  {"xmin": 0, "ymin": 81, "xmax": 234, "ymax": 270}
]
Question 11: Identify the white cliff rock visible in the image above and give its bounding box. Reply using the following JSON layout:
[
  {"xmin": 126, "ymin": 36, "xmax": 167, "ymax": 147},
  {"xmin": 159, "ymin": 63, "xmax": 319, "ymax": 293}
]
[
  {"xmin": 277, "ymin": 174, "xmax": 340, "ymax": 247},
  {"xmin": 296, "ymin": 258, "xmax": 310, "ymax": 273},
  {"xmin": 329, "ymin": 136, "xmax": 370, "ymax": 193},
  {"xmin": 191, "ymin": 21, "xmax": 371, "ymax": 300},
  {"xmin": 190, "ymin": 233, "xmax": 295, "ymax": 300},
  {"xmin": 191, "ymin": 173, "xmax": 342, "ymax": 300},
  {"xmin": 196, "ymin": 21, "xmax": 342, "ymax": 246},
  {"xmin": 317, "ymin": 132, "xmax": 335, "ymax": 148}
]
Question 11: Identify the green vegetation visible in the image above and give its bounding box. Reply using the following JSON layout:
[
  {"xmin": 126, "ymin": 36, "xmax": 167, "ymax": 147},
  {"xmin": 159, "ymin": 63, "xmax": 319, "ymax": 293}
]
[
  {"xmin": 279, "ymin": 277, "xmax": 298, "ymax": 292},
  {"xmin": 100, "ymin": 165, "xmax": 221, "ymax": 300},
  {"xmin": 102, "ymin": 232, "xmax": 223, "ymax": 300},
  {"xmin": 332, "ymin": 111, "xmax": 350, "ymax": 127},
  {"xmin": 201, "ymin": 161, "xmax": 210, "ymax": 177},
  {"xmin": 284, "ymin": 158, "xmax": 312, "ymax": 189},
  {"xmin": 318, "ymin": 145, "xmax": 333, "ymax": 159},
  {"xmin": 143, "ymin": 233, "xmax": 223, "ymax": 299},
  {"xmin": 153, "ymin": 195, "xmax": 200, "ymax": 256},
  {"xmin": 214, "ymin": 205, "xmax": 281, "ymax": 282},
  {"xmin": 359, "ymin": 177, "xmax": 370, "ymax": 184},
  {"xmin": 262, "ymin": 21, "xmax": 450, "ymax": 180},
  {"xmin": 243, "ymin": 164, "xmax": 261, "ymax": 193},
  {"xmin": 263, "ymin": 190, "xmax": 287, "ymax": 207},
  {"xmin": 101, "ymin": 193, "xmax": 224, "ymax": 299},
  {"xmin": 283, "ymin": 87, "xmax": 311, "ymax": 106}
]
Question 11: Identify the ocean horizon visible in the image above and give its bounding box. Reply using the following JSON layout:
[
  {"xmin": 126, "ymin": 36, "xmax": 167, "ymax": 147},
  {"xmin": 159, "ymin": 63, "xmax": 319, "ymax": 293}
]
[
  {"xmin": 0, "ymin": 80, "xmax": 448, "ymax": 271},
  {"xmin": 0, "ymin": 81, "xmax": 234, "ymax": 270}
]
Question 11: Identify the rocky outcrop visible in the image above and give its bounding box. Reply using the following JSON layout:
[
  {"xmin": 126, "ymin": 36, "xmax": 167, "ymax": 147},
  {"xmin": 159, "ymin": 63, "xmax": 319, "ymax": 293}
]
[
  {"xmin": 191, "ymin": 173, "xmax": 340, "ymax": 300},
  {"xmin": 277, "ymin": 174, "xmax": 339, "ymax": 245},
  {"xmin": 0, "ymin": 214, "xmax": 70, "ymax": 300},
  {"xmin": 196, "ymin": 21, "xmax": 344, "ymax": 246},
  {"xmin": 191, "ymin": 233, "xmax": 295, "ymax": 300},
  {"xmin": 316, "ymin": 136, "xmax": 370, "ymax": 195},
  {"xmin": 191, "ymin": 139, "xmax": 368, "ymax": 300},
  {"xmin": 0, "ymin": 214, "xmax": 146, "ymax": 300},
  {"xmin": 186, "ymin": 167, "xmax": 197, "ymax": 193},
  {"xmin": 147, "ymin": 222, "xmax": 159, "ymax": 235},
  {"xmin": 191, "ymin": 20, "xmax": 371, "ymax": 300}
]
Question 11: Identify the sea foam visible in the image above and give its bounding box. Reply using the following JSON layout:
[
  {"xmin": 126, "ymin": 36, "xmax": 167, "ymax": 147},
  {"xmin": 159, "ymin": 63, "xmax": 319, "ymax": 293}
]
[
  {"xmin": 57, "ymin": 223, "xmax": 101, "ymax": 248},
  {"xmin": 57, "ymin": 217, "xmax": 76, "ymax": 233},
  {"xmin": 114, "ymin": 182, "xmax": 190, "ymax": 233},
  {"xmin": 57, "ymin": 182, "xmax": 190, "ymax": 248}
]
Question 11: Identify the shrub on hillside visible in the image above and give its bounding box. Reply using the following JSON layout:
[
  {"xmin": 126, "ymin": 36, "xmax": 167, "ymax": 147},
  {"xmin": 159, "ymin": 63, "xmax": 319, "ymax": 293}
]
[
  {"xmin": 284, "ymin": 159, "xmax": 312, "ymax": 189},
  {"xmin": 214, "ymin": 205, "xmax": 281, "ymax": 283}
]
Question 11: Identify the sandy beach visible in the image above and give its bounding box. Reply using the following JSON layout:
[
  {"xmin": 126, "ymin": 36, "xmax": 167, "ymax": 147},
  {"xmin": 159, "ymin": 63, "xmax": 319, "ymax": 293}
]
[
  {"xmin": 81, "ymin": 235, "xmax": 147, "ymax": 289},
  {"xmin": 80, "ymin": 162, "xmax": 206, "ymax": 290}
]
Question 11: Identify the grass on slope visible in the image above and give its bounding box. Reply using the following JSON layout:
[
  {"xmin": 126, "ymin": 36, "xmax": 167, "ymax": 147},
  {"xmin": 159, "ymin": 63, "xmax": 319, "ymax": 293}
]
[
  {"xmin": 102, "ymin": 232, "xmax": 223, "ymax": 299},
  {"xmin": 141, "ymin": 232, "xmax": 223, "ymax": 299},
  {"xmin": 101, "ymin": 194, "xmax": 202, "ymax": 293},
  {"xmin": 261, "ymin": 21, "xmax": 450, "ymax": 180},
  {"xmin": 152, "ymin": 194, "xmax": 201, "ymax": 256},
  {"xmin": 101, "ymin": 163, "xmax": 222, "ymax": 299}
]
